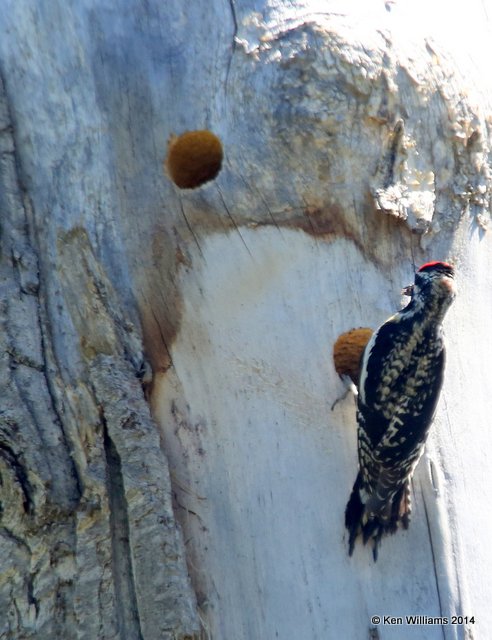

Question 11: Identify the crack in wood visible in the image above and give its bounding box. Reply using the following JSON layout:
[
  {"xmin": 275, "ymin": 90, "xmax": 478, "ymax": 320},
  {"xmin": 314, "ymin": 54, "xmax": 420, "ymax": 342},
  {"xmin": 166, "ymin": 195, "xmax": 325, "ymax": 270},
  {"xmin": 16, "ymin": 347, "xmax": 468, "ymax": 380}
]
[{"xmin": 101, "ymin": 410, "xmax": 144, "ymax": 640}]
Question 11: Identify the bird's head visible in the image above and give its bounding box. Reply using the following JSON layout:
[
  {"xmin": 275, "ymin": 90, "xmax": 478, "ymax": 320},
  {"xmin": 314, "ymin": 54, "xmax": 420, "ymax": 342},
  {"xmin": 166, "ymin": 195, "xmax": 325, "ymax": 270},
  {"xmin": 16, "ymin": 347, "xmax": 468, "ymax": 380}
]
[{"xmin": 403, "ymin": 261, "xmax": 456, "ymax": 317}]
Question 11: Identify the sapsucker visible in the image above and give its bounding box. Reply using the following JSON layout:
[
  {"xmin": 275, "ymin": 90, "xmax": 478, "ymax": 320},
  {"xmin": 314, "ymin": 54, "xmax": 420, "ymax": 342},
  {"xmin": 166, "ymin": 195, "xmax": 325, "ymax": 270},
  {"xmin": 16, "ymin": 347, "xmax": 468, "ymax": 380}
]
[{"xmin": 345, "ymin": 261, "xmax": 456, "ymax": 560}]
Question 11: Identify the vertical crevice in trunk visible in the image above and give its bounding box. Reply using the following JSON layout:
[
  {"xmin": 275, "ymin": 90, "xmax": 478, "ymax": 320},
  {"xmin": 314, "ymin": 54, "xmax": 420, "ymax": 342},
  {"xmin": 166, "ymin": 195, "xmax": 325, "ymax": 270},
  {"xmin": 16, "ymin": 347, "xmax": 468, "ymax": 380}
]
[
  {"xmin": 102, "ymin": 414, "xmax": 144, "ymax": 640},
  {"xmin": 0, "ymin": 443, "xmax": 34, "ymax": 516}
]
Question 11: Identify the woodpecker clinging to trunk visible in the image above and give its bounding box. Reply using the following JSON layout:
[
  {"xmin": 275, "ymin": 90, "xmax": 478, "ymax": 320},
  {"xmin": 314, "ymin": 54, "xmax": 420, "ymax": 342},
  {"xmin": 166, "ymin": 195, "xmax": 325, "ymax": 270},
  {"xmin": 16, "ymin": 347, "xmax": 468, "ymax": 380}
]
[{"xmin": 345, "ymin": 261, "xmax": 456, "ymax": 560}]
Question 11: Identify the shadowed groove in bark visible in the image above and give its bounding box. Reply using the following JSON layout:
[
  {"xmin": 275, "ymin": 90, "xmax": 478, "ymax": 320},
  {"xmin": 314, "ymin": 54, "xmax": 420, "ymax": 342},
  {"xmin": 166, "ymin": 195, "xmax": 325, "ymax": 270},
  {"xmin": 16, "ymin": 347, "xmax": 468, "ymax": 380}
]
[
  {"xmin": 0, "ymin": 442, "xmax": 34, "ymax": 515},
  {"xmin": 102, "ymin": 413, "xmax": 143, "ymax": 640}
]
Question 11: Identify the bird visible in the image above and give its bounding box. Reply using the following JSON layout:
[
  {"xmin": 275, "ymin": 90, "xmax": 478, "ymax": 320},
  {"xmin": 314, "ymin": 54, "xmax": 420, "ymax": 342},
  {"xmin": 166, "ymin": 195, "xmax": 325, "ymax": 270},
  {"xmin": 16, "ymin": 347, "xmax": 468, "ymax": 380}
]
[{"xmin": 345, "ymin": 261, "xmax": 456, "ymax": 560}]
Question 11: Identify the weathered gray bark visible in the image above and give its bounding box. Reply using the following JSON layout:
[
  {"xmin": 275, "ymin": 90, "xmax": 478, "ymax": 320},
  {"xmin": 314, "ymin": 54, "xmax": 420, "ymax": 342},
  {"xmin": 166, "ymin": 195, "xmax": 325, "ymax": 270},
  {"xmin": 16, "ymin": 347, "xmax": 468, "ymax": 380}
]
[
  {"xmin": 1, "ymin": 1, "xmax": 492, "ymax": 639},
  {"xmin": 0, "ymin": 74, "xmax": 198, "ymax": 639}
]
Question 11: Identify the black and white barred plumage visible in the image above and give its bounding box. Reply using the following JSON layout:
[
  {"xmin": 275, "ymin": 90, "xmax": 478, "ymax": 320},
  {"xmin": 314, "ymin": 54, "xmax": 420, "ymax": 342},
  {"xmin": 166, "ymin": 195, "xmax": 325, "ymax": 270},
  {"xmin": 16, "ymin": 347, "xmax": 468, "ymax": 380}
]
[{"xmin": 345, "ymin": 261, "xmax": 456, "ymax": 560}]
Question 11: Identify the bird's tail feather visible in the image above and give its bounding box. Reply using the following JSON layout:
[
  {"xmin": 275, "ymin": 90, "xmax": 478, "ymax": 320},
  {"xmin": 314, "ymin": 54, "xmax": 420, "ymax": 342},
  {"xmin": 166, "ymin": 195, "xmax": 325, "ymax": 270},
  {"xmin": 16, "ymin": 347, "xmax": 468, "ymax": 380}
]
[{"xmin": 345, "ymin": 474, "xmax": 411, "ymax": 560}]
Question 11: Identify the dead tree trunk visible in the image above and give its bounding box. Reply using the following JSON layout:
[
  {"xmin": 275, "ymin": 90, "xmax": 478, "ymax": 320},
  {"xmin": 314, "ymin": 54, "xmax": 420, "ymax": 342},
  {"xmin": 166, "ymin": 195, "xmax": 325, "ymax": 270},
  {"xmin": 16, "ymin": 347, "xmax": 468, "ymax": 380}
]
[{"xmin": 1, "ymin": 2, "xmax": 491, "ymax": 639}]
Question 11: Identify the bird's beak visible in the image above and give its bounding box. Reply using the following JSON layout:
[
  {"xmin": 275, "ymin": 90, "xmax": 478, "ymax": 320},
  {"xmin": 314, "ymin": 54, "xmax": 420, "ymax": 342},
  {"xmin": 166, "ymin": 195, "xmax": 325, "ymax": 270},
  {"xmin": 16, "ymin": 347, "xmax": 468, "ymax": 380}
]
[{"xmin": 401, "ymin": 284, "xmax": 414, "ymax": 298}]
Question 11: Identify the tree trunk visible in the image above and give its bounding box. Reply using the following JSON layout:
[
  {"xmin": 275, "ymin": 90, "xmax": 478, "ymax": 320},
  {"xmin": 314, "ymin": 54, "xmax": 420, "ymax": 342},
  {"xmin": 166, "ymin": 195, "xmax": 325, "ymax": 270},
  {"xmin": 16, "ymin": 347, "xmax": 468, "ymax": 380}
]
[{"xmin": 1, "ymin": 1, "xmax": 491, "ymax": 639}]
